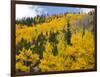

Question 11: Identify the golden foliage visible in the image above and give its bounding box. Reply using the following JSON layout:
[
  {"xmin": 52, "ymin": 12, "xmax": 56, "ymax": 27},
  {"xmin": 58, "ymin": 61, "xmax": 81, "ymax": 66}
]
[
  {"xmin": 16, "ymin": 48, "xmax": 39, "ymax": 72},
  {"xmin": 16, "ymin": 13, "xmax": 95, "ymax": 72}
]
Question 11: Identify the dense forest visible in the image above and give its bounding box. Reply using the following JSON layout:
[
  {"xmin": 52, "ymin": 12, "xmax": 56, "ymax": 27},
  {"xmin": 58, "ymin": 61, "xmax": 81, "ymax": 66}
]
[{"xmin": 16, "ymin": 11, "xmax": 95, "ymax": 73}]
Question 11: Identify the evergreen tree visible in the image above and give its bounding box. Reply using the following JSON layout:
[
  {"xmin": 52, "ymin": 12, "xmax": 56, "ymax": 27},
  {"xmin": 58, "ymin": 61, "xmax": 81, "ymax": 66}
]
[{"xmin": 64, "ymin": 18, "xmax": 72, "ymax": 45}]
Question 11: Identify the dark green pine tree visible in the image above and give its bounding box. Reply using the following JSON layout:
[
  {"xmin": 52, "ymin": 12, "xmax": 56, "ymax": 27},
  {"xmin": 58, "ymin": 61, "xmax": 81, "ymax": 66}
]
[
  {"xmin": 66, "ymin": 20, "xmax": 72, "ymax": 45},
  {"xmin": 35, "ymin": 33, "xmax": 46, "ymax": 59},
  {"xmin": 65, "ymin": 19, "xmax": 72, "ymax": 45}
]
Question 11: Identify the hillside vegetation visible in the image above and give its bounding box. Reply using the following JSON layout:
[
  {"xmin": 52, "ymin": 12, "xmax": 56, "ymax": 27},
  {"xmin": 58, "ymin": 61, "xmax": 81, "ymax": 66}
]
[{"xmin": 16, "ymin": 13, "xmax": 95, "ymax": 73}]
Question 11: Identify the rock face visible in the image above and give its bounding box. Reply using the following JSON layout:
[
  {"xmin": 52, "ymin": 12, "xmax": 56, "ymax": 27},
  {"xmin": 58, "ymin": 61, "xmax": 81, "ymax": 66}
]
[
  {"xmin": 80, "ymin": 8, "xmax": 94, "ymax": 14},
  {"xmin": 32, "ymin": 66, "xmax": 39, "ymax": 72},
  {"xmin": 73, "ymin": 14, "xmax": 94, "ymax": 32}
]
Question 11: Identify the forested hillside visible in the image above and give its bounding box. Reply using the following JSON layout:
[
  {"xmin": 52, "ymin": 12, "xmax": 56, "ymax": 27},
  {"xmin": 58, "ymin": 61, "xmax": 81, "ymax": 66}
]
[{"xmin": 16, "ymin": 12, "xmax": 95, "ymax": 73}]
